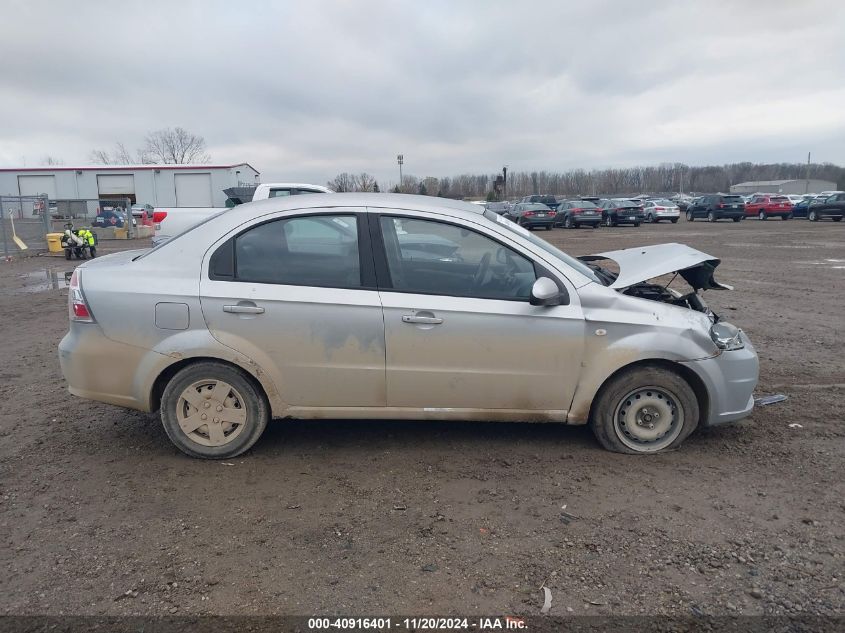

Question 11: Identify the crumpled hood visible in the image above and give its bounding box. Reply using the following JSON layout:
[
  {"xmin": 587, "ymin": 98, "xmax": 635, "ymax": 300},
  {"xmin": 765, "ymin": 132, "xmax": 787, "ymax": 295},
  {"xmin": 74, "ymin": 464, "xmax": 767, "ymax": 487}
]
[{"xmin": 579, "ymin": 243, "xmax": 732, "ymax": 291}]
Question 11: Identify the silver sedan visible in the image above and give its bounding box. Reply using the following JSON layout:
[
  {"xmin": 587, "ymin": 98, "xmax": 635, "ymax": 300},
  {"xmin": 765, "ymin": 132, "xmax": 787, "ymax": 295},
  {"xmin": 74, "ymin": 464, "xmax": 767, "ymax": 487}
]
[{"xmin": 59, "ymin": 193, "xmax": 758, "ymax": 458}]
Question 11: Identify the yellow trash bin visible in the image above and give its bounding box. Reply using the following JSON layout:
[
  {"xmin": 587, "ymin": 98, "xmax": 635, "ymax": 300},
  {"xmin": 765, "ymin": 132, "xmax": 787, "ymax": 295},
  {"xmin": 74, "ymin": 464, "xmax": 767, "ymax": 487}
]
[
  {"xmin": 114, "ymin": 227, "xmax": 128, "ymax": 239},
  {"xmin": 46, "ymin": 232, "xmax": 64, "ymax": 253}
]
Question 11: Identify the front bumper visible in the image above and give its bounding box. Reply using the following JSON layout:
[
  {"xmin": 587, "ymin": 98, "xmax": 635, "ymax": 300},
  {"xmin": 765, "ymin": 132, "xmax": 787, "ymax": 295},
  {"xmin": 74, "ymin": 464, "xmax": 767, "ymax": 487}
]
[{"xmin": 681, "ymin": 332, "xmax": 759, "ymax": 426}]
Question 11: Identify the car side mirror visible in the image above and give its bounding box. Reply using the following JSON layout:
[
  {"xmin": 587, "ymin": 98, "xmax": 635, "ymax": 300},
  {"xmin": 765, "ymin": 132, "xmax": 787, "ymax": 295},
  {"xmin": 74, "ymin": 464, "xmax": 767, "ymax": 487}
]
[{"xmin": 530, "ymin": 277, "xmax": 567, "ymax": 306}]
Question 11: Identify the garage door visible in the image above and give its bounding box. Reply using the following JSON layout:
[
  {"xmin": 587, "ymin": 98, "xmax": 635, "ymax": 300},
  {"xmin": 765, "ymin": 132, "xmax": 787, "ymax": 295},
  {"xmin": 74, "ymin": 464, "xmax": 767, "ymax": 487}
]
[
  {"xmin": 18, "ymin": 175, "xmax": 57, "ymax": 198},
  {"xmin": 97, "ymin": 174, "xmax": 135, "ymax": 196},
  {"xmin": 175, "ymin": 173, "xmax": 213, "ymax": 207}
]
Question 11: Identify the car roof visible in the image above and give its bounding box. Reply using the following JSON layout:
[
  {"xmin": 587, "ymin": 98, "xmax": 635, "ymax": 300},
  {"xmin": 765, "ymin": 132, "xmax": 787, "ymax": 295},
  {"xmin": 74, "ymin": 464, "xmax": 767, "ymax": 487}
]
[{"xmin": 228, "ymin": 192, "xmax": 485, "ymax": 219}]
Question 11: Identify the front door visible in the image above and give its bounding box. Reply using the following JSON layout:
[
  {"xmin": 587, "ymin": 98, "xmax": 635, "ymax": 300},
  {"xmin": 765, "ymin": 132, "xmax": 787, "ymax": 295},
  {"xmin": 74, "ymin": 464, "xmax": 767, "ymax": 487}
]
[
  {"xmin": 373, "ymin": 213, "xmax": 585, "ymax": 417},
  {"xmin": 199, "ymin": 211, "xmax": 385, "ymax": 408}
]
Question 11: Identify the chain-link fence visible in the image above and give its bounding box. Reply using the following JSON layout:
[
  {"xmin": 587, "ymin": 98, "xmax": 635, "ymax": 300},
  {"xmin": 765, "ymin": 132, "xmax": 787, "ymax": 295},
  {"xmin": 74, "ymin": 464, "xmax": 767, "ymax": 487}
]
[
  {"xmin": 0, "ymin": 195, "xmax": 51, "ymax": 257},
  {"xmin": 1, "ymin": 195, "xmax": 148, "ymax": 258}
]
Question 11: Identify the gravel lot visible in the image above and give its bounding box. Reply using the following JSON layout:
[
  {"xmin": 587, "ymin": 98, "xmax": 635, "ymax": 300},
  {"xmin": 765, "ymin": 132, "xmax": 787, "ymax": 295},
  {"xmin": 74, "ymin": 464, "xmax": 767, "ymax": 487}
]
[{"xmin": 1, "ymin": 218, "xmax": 843, "ymax": 618}]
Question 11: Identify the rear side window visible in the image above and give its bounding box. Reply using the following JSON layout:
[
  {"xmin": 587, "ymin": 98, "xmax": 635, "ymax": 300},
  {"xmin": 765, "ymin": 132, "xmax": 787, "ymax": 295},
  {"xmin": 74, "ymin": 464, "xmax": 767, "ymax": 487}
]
[{"xmin": 223, "ymin": 214, "xmax": 361, "ymax": 288}]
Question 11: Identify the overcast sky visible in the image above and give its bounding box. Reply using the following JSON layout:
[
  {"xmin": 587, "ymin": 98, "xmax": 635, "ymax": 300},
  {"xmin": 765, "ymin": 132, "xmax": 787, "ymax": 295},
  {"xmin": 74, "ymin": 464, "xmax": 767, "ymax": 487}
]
[{"xmin": 1, "ymin": 0, "xmax": 843, "ymax": 186}]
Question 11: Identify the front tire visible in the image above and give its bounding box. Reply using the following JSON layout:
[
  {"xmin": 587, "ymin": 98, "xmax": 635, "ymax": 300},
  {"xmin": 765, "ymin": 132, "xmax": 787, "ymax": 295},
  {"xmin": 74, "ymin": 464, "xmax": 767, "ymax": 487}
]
[
  {"xmin": 758, "ymin": 210, "xmax": 767, "ymax": 221},
  {"xmin": 564, "ymin": 215, "xmax": 574, "ymax": 229},
  {"xmin": 707, "ymin": 211, "xmax": 716, "ymax": 223},
  {"xmin": 160, "ymin": 361, "xmax": 269, "ymax": 459},
  {"xmin": 686, "ymin": 211, "xmax": 694, "ymax": 222},
  {"xmin": 591, "ymin": 365, "xmax": 699, "ymax": 454},
  {"xmin": 604, "ymin": 215, "xmax": 615, "ymax": 227},
  {"xmin": 809, "ymin": 210, "xmax": 819, "ymax": 221}
]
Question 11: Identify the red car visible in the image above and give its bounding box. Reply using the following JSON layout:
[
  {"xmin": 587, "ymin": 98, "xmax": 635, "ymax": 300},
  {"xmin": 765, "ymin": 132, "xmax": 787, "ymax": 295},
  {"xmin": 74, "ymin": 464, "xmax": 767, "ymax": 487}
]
[{"xmin": 744, "ymin": 194, "xmax": 793, "ymax": 220}]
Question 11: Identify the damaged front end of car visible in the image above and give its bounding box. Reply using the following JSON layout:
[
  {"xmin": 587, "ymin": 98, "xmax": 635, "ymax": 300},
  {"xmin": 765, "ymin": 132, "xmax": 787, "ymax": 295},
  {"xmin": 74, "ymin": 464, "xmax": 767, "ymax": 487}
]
[{"xmin": 579, "ymin": 242, "xmax": 733, "ymax": 323}]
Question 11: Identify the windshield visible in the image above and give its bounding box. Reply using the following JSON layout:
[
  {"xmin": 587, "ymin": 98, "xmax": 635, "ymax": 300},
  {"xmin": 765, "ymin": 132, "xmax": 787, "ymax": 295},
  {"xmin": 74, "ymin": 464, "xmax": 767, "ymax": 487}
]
[{"xmin": 484, "ymin": 210, "xmax": 600, "ymax": 284}]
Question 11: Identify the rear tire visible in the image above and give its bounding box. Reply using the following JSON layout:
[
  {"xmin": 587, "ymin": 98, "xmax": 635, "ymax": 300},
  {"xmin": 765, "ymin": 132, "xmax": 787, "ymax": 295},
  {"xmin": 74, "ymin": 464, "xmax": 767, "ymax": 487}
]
[
  {"xmin": 64, "ymin": 249, "xmax": 71, "ymax": 260},
  {"xmin": 732, "ymin": 217, "xmax": 741, "ymax": 222},
  {"xmin": 670, "ymin": 218, "xmax": 678, "ymax": 224},
  {"xmin": 591, "ymin": 365, "xmax": 699, "ymax": 454},
  {"xmin": 564, "ymin": 215, "xmax": 574, "ymax": 229},
  {"xmin": 646, "ymin": 213, "xmax": 655, "ymax": 223},
  {"xmin": 604, "ymin": 215, "xmax": 615, "ymax": 227},
  {"xmin": 686, "ymin": 211, "xmax": 694, "ymax": 222},
  {"xmin": 809, "ymin": 210, "xmax": 819, "ymax": 222},
  {"xmin": 545, "ymin": 224, "xmax": 552, "ymax": 231},
  {"xmin": 758, "ymin": 210, "xmax": 767, "ymax": 221},
  {"xmin": 160, "ymin": 361, "xmax": 269, "ymax": 459},
  {"xmin": 707, "ymin": 211, "xmax": 716, "ymax": 223},
  {"xmin": 834, "ymin": 217, "xmax": 843, "ymax": 222},
  {"xmin": 782, "ymin": 213, "xmax": 792, "ymax": 220}
]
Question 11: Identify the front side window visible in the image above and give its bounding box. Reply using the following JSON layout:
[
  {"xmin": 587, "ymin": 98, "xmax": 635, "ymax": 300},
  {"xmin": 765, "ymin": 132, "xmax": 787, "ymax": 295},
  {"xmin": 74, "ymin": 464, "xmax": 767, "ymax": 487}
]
[
  {"xmin": 232, "ymin": 214, "xmax": 360, "ymax": 287},
  {"xmin": 379, "ymin": 216, "xmax": 536, "ymax": 300}
]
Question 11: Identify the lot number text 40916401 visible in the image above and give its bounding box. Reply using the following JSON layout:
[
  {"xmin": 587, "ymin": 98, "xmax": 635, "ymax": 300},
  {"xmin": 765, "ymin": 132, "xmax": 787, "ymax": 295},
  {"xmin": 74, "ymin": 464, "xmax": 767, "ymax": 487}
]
[{"xmin": 307, "ymin": 617, "xmax": 527, "ymax": 630}]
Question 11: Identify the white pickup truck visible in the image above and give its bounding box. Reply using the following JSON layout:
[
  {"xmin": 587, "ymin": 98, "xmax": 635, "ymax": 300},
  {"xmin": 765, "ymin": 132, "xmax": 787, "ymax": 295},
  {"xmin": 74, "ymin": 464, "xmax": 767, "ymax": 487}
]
[{"xmin": 152, "ymin": 182, "xmax": 332, "ymax": 245}]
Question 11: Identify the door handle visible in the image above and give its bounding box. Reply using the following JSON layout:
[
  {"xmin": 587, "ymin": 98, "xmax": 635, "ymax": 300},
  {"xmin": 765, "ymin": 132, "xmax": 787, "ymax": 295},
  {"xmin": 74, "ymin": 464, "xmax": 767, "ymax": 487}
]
[
  {"xmin": 402, "ymin": 315, "xmax": 443, "ymax": 324},
  {"xmin": 223, "ymin": 304, "xmax": 265, "ymax": 314}
]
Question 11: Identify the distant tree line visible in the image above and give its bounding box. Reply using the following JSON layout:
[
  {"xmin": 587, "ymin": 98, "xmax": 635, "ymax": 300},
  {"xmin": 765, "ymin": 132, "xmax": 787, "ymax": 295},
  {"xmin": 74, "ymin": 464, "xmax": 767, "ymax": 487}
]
[{"xmin": 329, "ymin": 162, "xmax": 844, "ymax": 199}]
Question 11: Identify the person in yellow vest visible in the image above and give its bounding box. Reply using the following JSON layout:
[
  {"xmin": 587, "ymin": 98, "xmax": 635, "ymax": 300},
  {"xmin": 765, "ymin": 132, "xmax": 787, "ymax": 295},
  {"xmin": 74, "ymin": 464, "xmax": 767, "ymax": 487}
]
[{"xmin": 80, "ymin": 229, "xmax": 96, "ymax": 258}]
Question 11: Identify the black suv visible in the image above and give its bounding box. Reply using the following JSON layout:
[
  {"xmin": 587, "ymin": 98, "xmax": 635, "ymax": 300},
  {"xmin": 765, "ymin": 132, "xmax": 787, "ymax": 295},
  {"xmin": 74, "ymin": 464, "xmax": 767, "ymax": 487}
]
[
  {"xmin": 520, "ymin": 195, "xmax": 560, "ymax": 211},
  {"xmin": 807, "ymin": 193, "xmax": 845, "ymax": 222},
  {"xmin": 687, "ymin": 195, "xmax": 745, "ymax": 222}
]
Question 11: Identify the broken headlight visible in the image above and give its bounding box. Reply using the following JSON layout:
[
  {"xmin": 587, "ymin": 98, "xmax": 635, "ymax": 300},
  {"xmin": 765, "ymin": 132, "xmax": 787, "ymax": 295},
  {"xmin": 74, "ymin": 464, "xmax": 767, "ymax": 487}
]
[{"xmin": 710, "ymin": 322, "xmax": 744, "ymax": 351}]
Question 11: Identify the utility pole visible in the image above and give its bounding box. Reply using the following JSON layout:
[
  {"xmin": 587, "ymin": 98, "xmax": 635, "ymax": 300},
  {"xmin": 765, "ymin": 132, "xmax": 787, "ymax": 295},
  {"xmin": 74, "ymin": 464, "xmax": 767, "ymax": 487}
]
[
  {"xmin": 805, "ymin": 152, "xmax": 811, "ymax": 194},
  {"xmin": 502, "ymin": 165, "xmax": 508, "ymax": 199},
  {"xmin": 397, "ymin": 154, "xmax": 404, "ymax": 191}
]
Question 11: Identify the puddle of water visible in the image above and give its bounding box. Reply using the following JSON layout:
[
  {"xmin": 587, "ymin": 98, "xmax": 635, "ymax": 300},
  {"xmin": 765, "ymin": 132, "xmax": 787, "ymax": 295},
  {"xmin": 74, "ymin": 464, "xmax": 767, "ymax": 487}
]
[{"xmin": 14, "ymin": 269, "xmax": 67, "ymax": 293}]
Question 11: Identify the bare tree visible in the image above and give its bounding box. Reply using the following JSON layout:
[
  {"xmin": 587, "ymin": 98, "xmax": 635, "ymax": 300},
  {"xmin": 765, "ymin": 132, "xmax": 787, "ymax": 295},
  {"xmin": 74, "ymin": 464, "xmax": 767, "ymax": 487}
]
[
  {"xmin": 40, "ymin": 155, "xmax": 64, "ymax": 166},
  {"xmin": 327, "ymin": 173, "xmax": 355, "ymax": 192},
  {"xmin": 353, "ymin": 172, "xmax": 376, "ymax": 192},
  {"xmin": 141, "ymin": 127, "xmax": 210, "ymax": 164},
  {"xmin": 89, "ymin": 142, "xmax": 140, "ymax": 165}
]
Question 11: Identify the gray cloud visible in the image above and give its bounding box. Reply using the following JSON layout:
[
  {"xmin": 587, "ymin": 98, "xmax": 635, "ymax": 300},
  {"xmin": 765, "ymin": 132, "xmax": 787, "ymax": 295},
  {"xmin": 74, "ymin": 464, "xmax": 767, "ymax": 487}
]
[{"xmin": 1, "ymin": 0, "xmax": 843, "ymax": 187}]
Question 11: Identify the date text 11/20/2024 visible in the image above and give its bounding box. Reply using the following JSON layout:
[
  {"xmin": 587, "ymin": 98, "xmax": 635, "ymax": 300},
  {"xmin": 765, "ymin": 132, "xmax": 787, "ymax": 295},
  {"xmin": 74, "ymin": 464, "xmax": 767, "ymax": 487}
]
[{"xmin": 307, "ymin": 616, "xmax": 527, "ymax": 630}]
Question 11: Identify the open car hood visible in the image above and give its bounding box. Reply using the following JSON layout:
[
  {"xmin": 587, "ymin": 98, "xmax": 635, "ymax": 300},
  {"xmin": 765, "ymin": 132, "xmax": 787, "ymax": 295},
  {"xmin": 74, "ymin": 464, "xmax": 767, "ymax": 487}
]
[{"xmin": 579, "ymin": 243, "xmax": 732, "ymax": 291}]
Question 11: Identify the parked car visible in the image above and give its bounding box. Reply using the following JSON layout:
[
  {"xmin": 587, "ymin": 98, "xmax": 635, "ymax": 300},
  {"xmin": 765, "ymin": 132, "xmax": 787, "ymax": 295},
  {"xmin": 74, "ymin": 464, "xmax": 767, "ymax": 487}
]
[
  {"xmin": 93, "ymin": 208, "xmax": 127, "ymax": 228},
  {"xmin": 579, "ymin": 196, "xmax": 602, "ymax": 204},
  {"xmin": 744, "ymin": 194, "xmax": 793, "ymax": 220},
  {"xmin": 131, "ymin": 203, "xmax": 155, "ymax": 226},
  {"xmin": 59, "ymin": 193, "xmax": 758, "ymax": 458},
  {"xmin": 807, "ymin": 193, "xmax": 845, "ymax": 222},
  {"xmin": 520, "ymin": 195, "xmax": 560, "ymax": 211},
  {"xmin": 505, "ymin": 202, "xmax": 556, "ymax": 229},
  {"xmin": 791, "ymin": 195, "xmax": 817, "ymax": 218},
  {"xmin": 485, "ymin": 201, "xmax": 511, "ymax": 215},
  {"xmin": 785, "ymin": 195, "xmax": 806, "ymax": 207},
  {"xmin": 642, "ymin": 199, "xmax": 681, "ymax": 223},
  {"xmin": 686, "ymin": 195, "xmax": 745, "ymax": 222},
  {"xmin": 555, "ymin": 200, "xmax": 602, "ymax": 229},
  {"xmin": 599, "ymin": 199, "xmax": 645, "ymax": 227}
]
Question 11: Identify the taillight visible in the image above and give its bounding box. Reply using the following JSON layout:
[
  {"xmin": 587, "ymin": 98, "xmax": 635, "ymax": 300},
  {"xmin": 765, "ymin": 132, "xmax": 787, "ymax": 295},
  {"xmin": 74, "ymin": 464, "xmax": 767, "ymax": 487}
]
[
  {"xmin": 524, "ymin": 211, "xmax": 535, "ymax": 216},
  {"xmin": 718, "ymin": 203, "xmax": 725, "ymax": 209},
  {"xmin": 573, "ymin": 208, "xmax": 582, "ymax": 214},
  {"xmin": 68, "ymin": 269, "xmax": 94, "ymax": 323},
  {"xmin": 152, "ymin": 210, "xmax": 168, "ymax": 224}
]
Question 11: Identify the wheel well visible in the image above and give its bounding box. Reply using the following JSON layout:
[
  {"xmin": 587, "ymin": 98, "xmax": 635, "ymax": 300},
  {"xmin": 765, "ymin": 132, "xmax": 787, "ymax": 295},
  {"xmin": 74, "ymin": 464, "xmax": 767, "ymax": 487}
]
[
  {"xmin": 586, "ymin": 359, "xmax": 710, "ymax": 426},
  {"xmin": 149, "ymin": 357, "xmax": 269, "ymax": 413}
]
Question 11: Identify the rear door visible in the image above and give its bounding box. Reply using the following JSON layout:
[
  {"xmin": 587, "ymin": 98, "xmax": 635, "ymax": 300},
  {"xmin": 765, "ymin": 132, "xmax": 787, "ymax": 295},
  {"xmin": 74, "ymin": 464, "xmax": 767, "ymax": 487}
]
[
  {"xmin": 371, "ymin": 210, "xmax": 584, "ymax": 416},
  {"xmin": 199, "ymin": 209, "xmax": 386, "ymax": 408}
]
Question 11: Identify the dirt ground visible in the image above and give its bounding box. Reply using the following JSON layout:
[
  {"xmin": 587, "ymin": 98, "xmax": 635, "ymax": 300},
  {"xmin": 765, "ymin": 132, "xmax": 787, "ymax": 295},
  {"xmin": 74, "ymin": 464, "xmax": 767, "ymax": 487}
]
[{"xmin": 0, "ymin": 218, "xmax": 843, "ymax": 619}]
